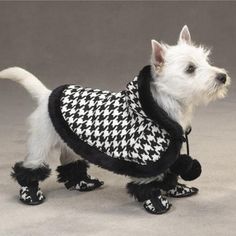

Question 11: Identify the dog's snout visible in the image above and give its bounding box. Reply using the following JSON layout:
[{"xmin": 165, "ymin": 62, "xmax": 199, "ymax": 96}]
[{"xmin": 216, "ymin": 73, "xmax": 227, "ymax": 84}]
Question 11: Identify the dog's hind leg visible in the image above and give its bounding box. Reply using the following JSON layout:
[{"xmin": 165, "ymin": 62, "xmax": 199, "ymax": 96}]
[
  {"xmin": 11, "ymin": 96, "xmax": 56, "ymax": 205},
  {"xmin": 56, "ymin": 145, "xmax": 104, "ymax": 191}
]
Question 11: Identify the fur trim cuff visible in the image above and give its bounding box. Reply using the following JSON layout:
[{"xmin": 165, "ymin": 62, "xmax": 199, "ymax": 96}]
[
  {"xmin": 11, "ymin": 162, "xmax": 51, "ymax": 186},
  {"xmin": 56, "ymin": 160, "xmax": 89, "ymax": 184},
  {"xmin": 127, "ymin": 181, "xmax": 162, "ymax": 202},
  {"xmin": 127, "ymin": 173, "xmax": 178, "ymax": 202}
]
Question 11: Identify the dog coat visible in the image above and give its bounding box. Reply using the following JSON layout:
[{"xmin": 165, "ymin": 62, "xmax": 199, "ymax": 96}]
[{"xmin": 49, "ymin": 66, "xmax": 184, "ymax": 178}]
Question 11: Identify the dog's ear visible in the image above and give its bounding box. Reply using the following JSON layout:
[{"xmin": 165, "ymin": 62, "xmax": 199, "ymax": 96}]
[
  {"xmin": 151, "ymin": 40, "xmax": 165, "ymax": 70},
  {"xmin": 178, "ymin": 25, "xmax": 191, "ymax": 44}
]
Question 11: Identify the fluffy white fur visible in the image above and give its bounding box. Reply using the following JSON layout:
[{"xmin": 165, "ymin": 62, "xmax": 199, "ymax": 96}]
[
  {"xmin": 151, "ymin": 25, "xmax": 230, "ymax": 130},
  {"xmin": 0, "ymin": 26, "xmax": 230, "ymax": 173},
  {"xmin": 0, "ymin": 68, "xmax": 74, "ymax": 168}
]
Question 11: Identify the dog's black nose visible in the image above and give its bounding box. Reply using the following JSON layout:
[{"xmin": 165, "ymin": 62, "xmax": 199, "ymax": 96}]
[{"xmin": 216, "ymin": 73, "xmax": 227, "ymax": 84}]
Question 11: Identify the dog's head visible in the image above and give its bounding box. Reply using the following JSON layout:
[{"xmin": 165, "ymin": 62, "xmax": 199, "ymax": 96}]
[{"xmin": 150, "ymin": 25, "xmax": 230, "ymax": 106}]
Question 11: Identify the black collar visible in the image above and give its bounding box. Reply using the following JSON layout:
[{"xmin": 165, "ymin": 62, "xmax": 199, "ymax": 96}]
[{"xmin": 137, "ymin": 65, "xmax": 184, "ymax": 140}]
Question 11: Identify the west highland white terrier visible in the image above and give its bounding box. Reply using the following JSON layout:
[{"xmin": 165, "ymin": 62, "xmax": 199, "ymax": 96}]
[{"xmin": 0, "ymin": 26, "xmax": 230, "ymax": 214}]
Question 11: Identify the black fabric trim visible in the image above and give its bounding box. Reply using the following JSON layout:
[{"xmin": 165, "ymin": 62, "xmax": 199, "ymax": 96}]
[
  {"xmin": 11, "ymin": 162, "xmax": 51, "ymax": 187},
  {"xmin": 48, "ymin": 66, "xmax": 183, "ymax": 178},
  {"xmin": 137, "ymin": 65, "xmax": 183, "ymax": 139}
]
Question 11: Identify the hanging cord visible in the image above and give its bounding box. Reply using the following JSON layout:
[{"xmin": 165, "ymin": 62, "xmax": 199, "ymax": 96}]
[{"xmin": 184, "ymin": 126, "xmax": 192, "ymax": 156}]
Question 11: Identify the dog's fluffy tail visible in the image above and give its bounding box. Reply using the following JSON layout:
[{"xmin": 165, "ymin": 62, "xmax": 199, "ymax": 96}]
[{"xmin": 0, "ymin": 67, "xmax": 51, "ymax": 102}]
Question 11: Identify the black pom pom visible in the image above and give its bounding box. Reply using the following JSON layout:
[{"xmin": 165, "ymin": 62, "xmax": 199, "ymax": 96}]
[
  {"xmin": 170, "ymin": 154, "xmax": 193, "ymax": 175},
  {"xmin": 181, "ymin": 159, "xmax": 202, "ymax": 181}
]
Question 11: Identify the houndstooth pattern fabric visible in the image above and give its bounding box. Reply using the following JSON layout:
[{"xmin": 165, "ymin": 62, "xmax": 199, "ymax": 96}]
[
  {"xmin": 165, "ymin": 183, "xmax": 198, "ymax": 197},
  {"xmin": 143, "ymin": 196, "xmax": 171, "ymax": 214},
  {"xmin": 19, "ymin": 186, "xmax": 45, "ymax": 203},
  {"xmin": 60, "ymin": 77, "xmax": 171, "ymax": 165}
]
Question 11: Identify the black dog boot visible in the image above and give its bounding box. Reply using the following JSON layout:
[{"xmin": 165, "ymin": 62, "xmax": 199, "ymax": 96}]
[
  {"xmin": 57, "ymin": 160, "xmax": 104, "ymax": 192},
  {"xmin": 67, "ymin": 175, "xmax": 104, "ymax": 192},
  {"xmin": 143, "ymin": 190, "xmax": 171, "ymax": 214},
  {"xmin": 11, "ymin": 162, "xmax": 51, "ymax": 205},
  {"xmin": 156, "ymin": 172, "xmax": 199, "ymax": 198},
  {"xmin": 164, "ymin": 183, "xmax": 198, "ymax": 198},
  {"xmin": 127, "ymin": 182, "xmax": 171, "ymax": 214},
  {"xmin": 19, "ymin": 183, "xmax": 45, "ymax": 205}
]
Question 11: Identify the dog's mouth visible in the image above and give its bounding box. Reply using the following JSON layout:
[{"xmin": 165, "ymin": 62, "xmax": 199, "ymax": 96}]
[{"xmin": 208, "ymin": 80, "xmax": 230, "ymax": 99}]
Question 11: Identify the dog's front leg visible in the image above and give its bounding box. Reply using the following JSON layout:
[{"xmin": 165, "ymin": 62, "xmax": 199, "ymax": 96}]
[{"xmin": 126, "ymin": 181, "xmax": 171, "ymax": 214}]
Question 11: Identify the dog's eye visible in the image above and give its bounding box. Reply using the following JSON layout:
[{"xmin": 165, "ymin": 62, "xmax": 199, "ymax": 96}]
[{"xmin": 186, "ymin": 64, "xmax": 196, "ymax": 74}]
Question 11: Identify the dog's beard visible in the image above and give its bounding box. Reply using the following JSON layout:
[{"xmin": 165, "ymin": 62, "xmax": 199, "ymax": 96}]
[{"xmin": 206, "ymin": 81, "xmax": 229, "ymax": 102}]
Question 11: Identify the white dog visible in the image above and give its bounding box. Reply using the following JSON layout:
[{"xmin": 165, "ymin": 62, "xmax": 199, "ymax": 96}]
[{"xmin": 0, "ymin": 26, "xmax": 230, "ymax": 214}]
